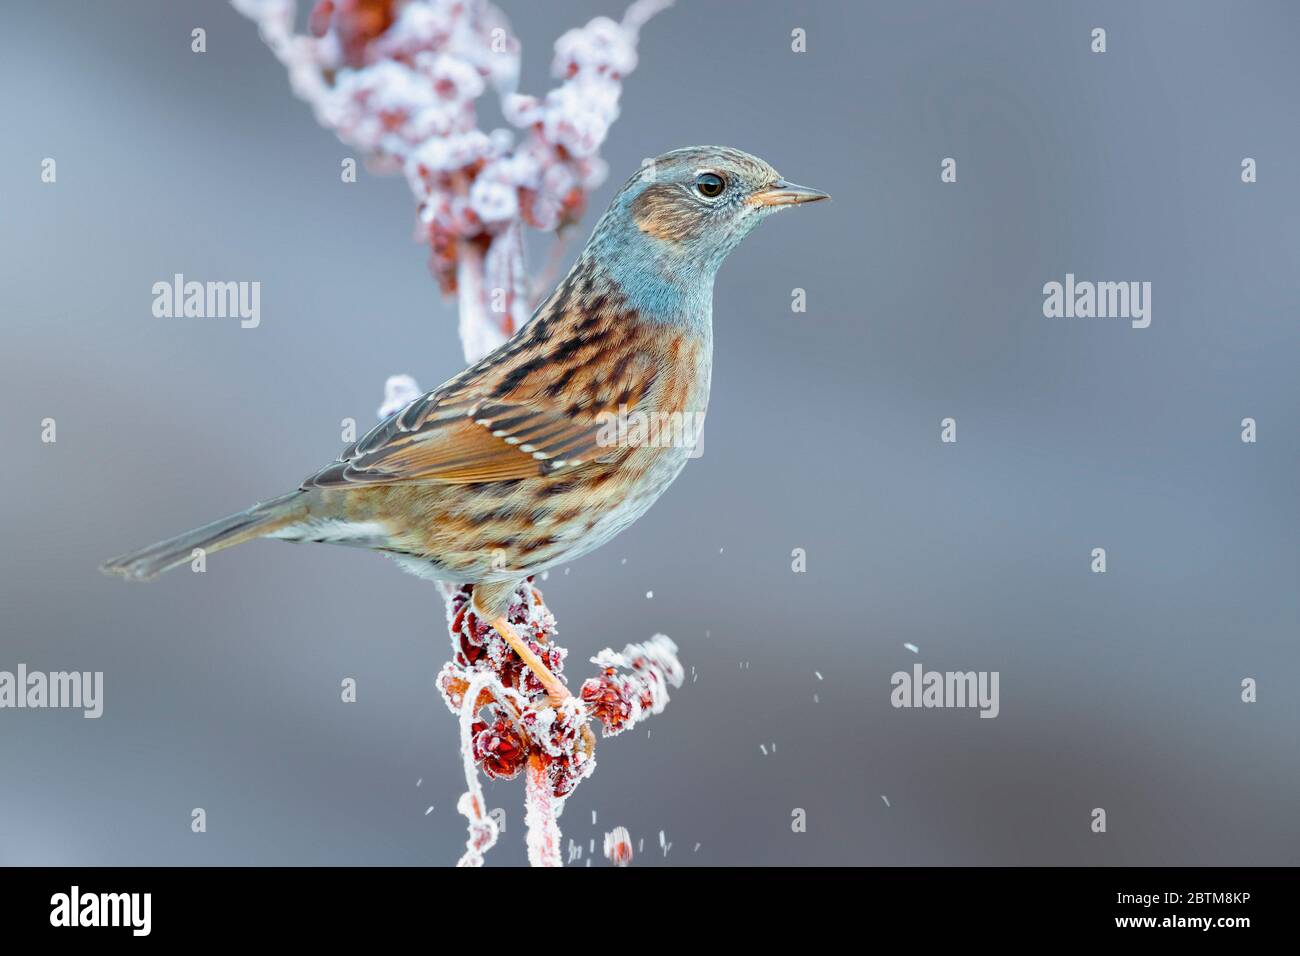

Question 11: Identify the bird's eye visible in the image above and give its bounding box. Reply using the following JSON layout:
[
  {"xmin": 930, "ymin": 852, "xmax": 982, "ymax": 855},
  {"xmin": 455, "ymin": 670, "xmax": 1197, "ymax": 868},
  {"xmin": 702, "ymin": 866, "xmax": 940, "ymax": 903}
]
[{"xmin": 695, "ymin": 172, "xmax": 725, "ymax": 198}]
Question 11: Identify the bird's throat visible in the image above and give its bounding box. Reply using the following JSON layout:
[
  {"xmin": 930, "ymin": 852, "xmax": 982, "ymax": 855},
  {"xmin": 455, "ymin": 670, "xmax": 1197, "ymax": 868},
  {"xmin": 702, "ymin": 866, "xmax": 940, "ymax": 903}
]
[{"xmin": 580, "ymin": 243, "xmax": 715, "ymax": 336}]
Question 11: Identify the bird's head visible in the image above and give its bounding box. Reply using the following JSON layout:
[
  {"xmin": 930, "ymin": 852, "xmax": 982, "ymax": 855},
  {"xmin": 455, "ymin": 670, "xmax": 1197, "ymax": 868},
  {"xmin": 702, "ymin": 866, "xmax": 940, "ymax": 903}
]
[{"xmin": 585, "ymin": 146, "xmax": 828, "ymax": 309}]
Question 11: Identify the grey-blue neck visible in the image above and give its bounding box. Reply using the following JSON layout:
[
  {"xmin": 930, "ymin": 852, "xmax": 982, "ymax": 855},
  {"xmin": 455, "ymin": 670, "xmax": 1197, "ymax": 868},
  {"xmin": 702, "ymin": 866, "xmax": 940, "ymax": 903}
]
[{"xmin": 579, "ymin": 190, "xmax": 731, "ymax": 337}]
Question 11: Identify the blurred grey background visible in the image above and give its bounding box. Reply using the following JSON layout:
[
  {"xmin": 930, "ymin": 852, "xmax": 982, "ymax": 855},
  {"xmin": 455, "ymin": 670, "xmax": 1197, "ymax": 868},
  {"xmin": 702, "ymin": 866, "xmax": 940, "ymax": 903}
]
[{"xmin": 2, "ymin": 0, "xmax": 1298, "ymax": 866}]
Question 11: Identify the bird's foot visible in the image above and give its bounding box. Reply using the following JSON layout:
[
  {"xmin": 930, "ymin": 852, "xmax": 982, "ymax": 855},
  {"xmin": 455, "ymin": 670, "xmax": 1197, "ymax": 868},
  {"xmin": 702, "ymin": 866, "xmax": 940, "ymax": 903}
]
[{"xmin": 489, "ymin": 616, "xmax": 570, "ymax": 707}]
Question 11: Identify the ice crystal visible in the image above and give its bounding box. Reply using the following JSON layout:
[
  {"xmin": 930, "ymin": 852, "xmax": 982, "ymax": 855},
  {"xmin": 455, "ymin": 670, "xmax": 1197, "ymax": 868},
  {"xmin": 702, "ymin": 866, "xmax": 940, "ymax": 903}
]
[{"xmin": 603, "ymin": 826, "xmax": 634, "ymax": 867}]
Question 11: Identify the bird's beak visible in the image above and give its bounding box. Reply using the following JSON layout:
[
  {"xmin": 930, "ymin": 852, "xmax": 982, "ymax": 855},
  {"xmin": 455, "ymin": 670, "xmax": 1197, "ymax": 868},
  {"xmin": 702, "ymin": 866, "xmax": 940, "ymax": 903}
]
[{"xmin": 750, "ymin": 179, "xmax": 831, "ymax": 207}]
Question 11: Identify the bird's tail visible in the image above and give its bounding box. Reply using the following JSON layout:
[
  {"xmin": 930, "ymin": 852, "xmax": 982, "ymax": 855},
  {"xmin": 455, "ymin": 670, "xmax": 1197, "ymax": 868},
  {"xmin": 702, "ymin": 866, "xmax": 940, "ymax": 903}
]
[{"xmin": 100, "ymin": 491, "xmax": 308, "ymax": 581}]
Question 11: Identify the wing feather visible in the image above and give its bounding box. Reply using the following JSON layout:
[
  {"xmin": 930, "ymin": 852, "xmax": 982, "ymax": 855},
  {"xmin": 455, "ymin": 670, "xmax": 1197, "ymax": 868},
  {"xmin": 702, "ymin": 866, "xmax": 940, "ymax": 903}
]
[{"xmin": 303, "ymin": 340, "xmax": 654, "ymax": 489}]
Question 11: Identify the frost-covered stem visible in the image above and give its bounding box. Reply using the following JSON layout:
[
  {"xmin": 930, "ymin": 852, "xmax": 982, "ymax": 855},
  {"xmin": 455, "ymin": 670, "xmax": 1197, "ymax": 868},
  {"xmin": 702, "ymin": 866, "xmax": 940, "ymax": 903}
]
[
  {"xmin": 524, "ymin": 754, "xmax": 563, "ymax": 867},
  {"xmin": 485, "ymin": 221, "xmax": 530, "ymax": 342},
  {"xmin": 622, "ymin": 0, "xmax": 675, "ymax": 35},
  {"xmin": 455, "ymin": 671, "xmax": 500, "ymax": 867},
  {"xmin": 455, "ymin": 224, "xmax": 530, "ymax": 365},
  {"xmin": 455, "ymin": 242, "xmax": 497, "ymax": 365},
  {"xmin": 530, "ymin": 235, "xmax": 570, "ymax": 306}
]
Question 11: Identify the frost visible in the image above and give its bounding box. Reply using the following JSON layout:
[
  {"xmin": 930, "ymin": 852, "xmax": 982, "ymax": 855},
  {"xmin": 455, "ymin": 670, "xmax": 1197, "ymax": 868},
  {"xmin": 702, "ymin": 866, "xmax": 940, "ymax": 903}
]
[
  {"xmin": 524, "ymin": 756, "xmax": 563, "ymax": 867},
  {"xmin": 469, "ymin": 175, "xmax": 520, "ymax": 225},
  {"xmin": 377, "ymin": 373, "xmax": 422, "ymax": 418},
  {"xmin": 435, "ymin": 584, "xmax": 681, "ymax": 865},
  {"xmin": 581, "ymin": 634, "xmax": 684, "ymax": 737},
  {"xmin": 454, "ymin": 671, "xmax": 503, "ymax": 867}
]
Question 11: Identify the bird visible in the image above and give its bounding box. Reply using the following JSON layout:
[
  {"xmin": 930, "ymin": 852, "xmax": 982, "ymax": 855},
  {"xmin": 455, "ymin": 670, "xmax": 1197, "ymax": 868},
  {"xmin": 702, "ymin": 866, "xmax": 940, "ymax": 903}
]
[{"xmin": 102, "ymin": 145, "xmax": 828, "ymax": 701}]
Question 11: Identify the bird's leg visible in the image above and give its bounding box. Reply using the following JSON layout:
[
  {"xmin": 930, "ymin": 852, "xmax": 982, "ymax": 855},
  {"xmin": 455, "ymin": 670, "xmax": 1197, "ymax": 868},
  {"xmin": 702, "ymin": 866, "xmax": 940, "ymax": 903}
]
[
  {"xmin": 490, "ymin": 617, "xmax": 596, "ymax": 757},
  {"xmin": 471, "ymin": 581, "xmax": 570, "ymax": 706},
  {"xmin": 489, "ymin": 616, "xmax": 570, "ymax": 707}
]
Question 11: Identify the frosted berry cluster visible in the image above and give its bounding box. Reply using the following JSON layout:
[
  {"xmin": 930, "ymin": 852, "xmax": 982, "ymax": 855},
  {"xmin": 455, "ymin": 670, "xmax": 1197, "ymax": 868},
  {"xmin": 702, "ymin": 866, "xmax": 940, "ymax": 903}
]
[
  {"xmin": 435, "ymin": 581, "xmax": 682, "ymax": 865},
  {"xmin": 232, "ymin": 0, "xmax": 672, "ymax": 363}
]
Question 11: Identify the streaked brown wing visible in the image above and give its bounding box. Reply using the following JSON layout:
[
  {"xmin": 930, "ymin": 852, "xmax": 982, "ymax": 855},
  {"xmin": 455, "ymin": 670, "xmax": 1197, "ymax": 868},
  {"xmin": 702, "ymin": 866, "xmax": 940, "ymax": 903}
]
[{"xmin": 304, "ymin": 352, "xmax": 654, "ymax": 489}]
